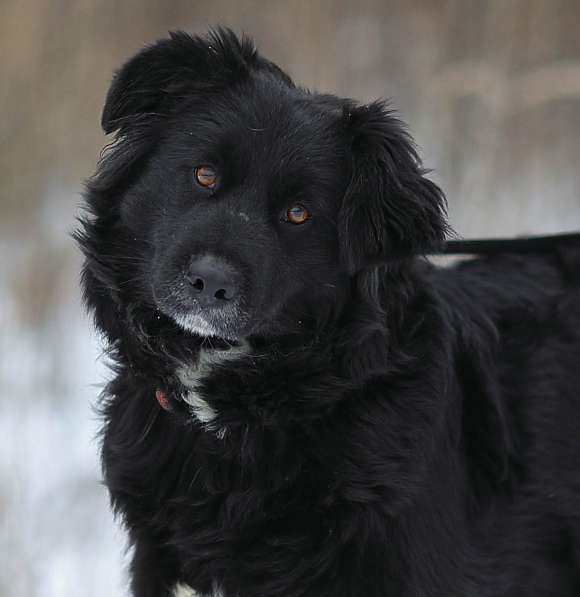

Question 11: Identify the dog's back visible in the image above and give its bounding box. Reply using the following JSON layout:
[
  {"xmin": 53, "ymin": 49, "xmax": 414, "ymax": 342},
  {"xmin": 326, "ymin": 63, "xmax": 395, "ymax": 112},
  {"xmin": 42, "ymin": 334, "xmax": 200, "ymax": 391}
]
[{"xmin": 432, "ymin": 248, "xmax": 580, "ymax": 591}]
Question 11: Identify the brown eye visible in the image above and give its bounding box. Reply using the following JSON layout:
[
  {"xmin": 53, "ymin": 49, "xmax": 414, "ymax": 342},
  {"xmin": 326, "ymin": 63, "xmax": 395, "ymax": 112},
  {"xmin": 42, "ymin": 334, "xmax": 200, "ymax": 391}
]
[
  {"xmin": 286, "ymin": 205, "xmax": 310, "ymax": 225},
  {"xmin": 194, "ymin": 165, "xmax": 217, "ymax": 189}
]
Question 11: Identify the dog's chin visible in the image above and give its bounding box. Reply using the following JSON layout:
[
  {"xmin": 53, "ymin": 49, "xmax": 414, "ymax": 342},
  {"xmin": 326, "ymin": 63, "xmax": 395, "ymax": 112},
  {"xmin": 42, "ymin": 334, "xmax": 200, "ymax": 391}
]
[
  {"xmin": 173, "ymin": 312, "xmax": 227, "ymax": 338},
  {"xmin": 162, "ymin": 304, "xmax": 249, "ymax": 341}
]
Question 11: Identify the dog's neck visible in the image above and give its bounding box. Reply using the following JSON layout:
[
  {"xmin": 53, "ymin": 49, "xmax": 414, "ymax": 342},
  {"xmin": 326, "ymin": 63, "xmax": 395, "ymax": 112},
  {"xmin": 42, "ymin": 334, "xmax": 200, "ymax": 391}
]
[
  {"xmin": 175, "ymin": 340, "xmax": 251, "ymax": 427},
  {"xmin": 163, "ymin": 266, "xmax": 420, "ymax": 425}
]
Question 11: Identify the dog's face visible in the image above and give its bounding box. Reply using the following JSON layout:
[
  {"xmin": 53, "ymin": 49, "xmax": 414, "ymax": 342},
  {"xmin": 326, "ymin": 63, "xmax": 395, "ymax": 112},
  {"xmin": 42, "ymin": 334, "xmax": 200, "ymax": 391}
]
[
  {"xmin": 81, "ymin": 30, "xmax": 448, "ymax": 343},
  {"xmin": 120, "ymin": 79, "xmax": 348, "ymax": 339}
]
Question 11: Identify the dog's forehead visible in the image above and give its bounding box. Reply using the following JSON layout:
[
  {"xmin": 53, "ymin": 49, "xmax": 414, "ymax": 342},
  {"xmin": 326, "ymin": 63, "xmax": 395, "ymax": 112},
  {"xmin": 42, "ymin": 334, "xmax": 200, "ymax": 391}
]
[{"xmin": 175, "ymin": 80, "xmax": 344, "ymax": 170}]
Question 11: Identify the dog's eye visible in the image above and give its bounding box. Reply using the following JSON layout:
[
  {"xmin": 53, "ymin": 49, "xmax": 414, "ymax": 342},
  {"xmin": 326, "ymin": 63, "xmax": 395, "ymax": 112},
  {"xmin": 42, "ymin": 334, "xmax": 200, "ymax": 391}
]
[
  {"xmin": 194, "ymin": 165, "xmax": 217, "ymax": 189},
  {"xmin": 286, "ymin": 205, "xmax": 311, "ymax": 225}
]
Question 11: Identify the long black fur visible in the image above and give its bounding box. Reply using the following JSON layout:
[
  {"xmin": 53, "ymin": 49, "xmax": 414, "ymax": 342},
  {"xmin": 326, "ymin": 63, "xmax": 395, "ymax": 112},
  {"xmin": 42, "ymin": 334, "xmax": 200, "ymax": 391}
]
[{"xmin": 77, "ymin": 29, "xmax": 580, "ymax": 597}]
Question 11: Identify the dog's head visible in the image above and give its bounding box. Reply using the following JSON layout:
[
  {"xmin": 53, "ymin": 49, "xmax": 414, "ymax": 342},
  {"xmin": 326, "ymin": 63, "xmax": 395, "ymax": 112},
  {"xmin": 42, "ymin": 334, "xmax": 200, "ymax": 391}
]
[{"xmin": 79, "ymin": 29, "xmax": 447, "ymax": 343}]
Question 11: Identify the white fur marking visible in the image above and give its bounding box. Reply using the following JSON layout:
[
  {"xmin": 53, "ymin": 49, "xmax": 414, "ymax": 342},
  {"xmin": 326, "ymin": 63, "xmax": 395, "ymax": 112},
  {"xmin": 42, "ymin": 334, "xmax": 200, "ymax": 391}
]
[
  {"xmin": 172, "ymin": 581, "xmax": 224, "ymax": 597},
  {"xmin": 172, "ymin": 305, "xmax": 243, "ymax": 340},
  {"xmin": 183, "ymin": 391, "xmax": 218, "ymax": 424},
  {"xmin": 173, "ymin": 584, "xmax": 196, "ymax": 597},
  {"xmin": 173, "ymin": 313, "xmax": 222, "ymax": 337},
  {"xmin": 176, "ymin": 341, "xmax": 250, "ymax": 428}
]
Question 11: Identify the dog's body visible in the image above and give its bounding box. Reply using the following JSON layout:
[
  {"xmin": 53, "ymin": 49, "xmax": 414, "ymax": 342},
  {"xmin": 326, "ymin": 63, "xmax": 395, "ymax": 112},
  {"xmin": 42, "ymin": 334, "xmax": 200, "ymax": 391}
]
[{"xmin": 78, "ymin": 30, "xmax": 580, "ymax": 597}]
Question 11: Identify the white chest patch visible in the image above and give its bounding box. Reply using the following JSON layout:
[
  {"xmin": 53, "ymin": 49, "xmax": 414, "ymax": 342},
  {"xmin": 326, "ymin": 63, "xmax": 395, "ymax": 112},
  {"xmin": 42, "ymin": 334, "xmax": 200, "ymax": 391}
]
[
  {"xmin": 176, "ymin": 340, "xmax": 250, "ymax": 430},
  {"xmin": 172, "ymin": 583, "xmax": 196, "ymax": 597},
  {"xmin": 173, "ymin": 582, "xmax": 223, "ymax": 597}
]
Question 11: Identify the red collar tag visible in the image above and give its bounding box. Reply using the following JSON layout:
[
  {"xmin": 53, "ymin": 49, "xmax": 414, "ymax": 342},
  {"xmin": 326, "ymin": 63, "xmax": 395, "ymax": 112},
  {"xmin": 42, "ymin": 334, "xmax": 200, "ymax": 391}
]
[{"xmin": 155, "ymin": 389, "xmax": 172, "ymax": 411}]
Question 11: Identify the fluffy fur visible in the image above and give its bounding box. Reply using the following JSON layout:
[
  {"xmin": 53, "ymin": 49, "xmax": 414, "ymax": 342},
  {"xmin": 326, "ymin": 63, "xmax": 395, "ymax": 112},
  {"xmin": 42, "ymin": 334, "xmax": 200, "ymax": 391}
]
[{"xmin": 77, "ymin": 29, "xmax": 580, "ymax": 597}]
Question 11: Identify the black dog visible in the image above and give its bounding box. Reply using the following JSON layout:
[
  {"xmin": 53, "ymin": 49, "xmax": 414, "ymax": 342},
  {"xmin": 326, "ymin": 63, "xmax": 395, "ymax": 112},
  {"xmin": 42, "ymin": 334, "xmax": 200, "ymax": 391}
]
[{"xmin": 77, "ymin": 29, "xmax": 580, "ymax": 597}]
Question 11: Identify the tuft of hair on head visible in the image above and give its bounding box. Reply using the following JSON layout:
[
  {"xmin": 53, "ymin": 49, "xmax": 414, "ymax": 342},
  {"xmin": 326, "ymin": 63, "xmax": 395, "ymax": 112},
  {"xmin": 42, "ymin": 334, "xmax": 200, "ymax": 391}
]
[{"xmin": 101, "ymin": 27, "xmax": 292, "ymax": 135}]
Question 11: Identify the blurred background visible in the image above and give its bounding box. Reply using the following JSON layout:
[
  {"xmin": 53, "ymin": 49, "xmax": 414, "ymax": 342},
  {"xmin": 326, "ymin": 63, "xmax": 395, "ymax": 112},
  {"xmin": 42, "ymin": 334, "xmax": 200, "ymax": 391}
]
[{"xmin": 1, "ymin": 1, "xmax": 580, "ymax": 595}]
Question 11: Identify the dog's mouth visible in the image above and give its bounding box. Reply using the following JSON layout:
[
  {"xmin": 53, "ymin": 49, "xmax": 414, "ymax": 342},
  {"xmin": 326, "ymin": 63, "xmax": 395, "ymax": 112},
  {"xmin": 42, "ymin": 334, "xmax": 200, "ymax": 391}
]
[
  {"xmin": 172, "ymin": 308, "xmax": 236, "ymax": 338},
  {"xmin": 153, "ymin": 285, "xmax": 249, "ymax": 340},
  {"xmin": 166, "ymin": 303, "xmax": 248, "ymax": 340},
  {"xmin": 152, "ymin": 264, "xmax": 252, "ymax": 340}
]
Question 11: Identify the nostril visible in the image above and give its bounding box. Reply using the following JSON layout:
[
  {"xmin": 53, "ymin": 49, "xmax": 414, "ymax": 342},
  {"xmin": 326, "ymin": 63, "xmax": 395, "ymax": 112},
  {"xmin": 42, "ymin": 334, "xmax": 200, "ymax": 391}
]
[
  {"xmin": 191, "ymin": 277, "xmax": 205, "ymax": 293},
  {"xmin": 213, "ymin": 287, "xmax": 235, "ymax": 301}
]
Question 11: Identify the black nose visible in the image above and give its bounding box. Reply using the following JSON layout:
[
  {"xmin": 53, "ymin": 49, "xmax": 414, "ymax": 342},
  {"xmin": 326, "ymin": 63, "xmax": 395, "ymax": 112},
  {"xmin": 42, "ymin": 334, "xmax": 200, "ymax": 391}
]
[{"xmin": 187, "ymin": 255, "xmax": 239, "ymax": 306}]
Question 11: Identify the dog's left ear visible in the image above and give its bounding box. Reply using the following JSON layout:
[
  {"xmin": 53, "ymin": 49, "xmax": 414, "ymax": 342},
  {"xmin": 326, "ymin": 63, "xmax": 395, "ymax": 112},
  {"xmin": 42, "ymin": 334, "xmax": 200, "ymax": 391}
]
[{"xmin": 339, "ymin": 101, "xmax": 448, "ymax": 272}]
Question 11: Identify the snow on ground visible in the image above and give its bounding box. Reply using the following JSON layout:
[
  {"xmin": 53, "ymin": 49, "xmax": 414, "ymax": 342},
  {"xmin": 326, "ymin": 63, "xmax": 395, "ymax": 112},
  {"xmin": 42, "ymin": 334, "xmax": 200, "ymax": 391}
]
[{"xmin": 0, "ymin": 198, "xmax": 129, "ymax": 596}]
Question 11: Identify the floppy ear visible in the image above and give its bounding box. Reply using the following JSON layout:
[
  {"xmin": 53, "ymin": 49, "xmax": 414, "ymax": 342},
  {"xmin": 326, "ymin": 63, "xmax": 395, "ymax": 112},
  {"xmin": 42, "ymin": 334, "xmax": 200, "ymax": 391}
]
[
  {"xmin": 339, "ymin": 101, "xmax": 448, "ymax": 272},
  {"xmin": 101, "ymin": 28, "xmax": 258, "ymax": 134}
]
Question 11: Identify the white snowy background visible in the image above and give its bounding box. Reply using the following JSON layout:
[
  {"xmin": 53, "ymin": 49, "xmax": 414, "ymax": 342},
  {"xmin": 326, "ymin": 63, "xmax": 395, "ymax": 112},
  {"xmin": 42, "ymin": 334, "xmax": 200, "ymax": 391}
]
[{"xmin": 1, "ymin": 1, "xmax": 580, "ymax": 596}]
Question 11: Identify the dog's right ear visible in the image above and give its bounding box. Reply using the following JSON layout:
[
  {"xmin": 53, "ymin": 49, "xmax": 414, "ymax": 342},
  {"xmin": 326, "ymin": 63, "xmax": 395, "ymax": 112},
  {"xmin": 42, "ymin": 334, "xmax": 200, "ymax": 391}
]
[{"xmin": 101, "ymin": 28, "xmax": 258, "ymax": 134}]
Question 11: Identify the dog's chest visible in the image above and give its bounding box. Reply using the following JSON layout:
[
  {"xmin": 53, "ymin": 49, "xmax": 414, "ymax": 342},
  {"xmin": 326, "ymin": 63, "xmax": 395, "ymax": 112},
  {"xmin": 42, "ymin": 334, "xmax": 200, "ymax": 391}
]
[{"xmin": 173, "ymin": 582, "xmax": 223, "ymax": 597}]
